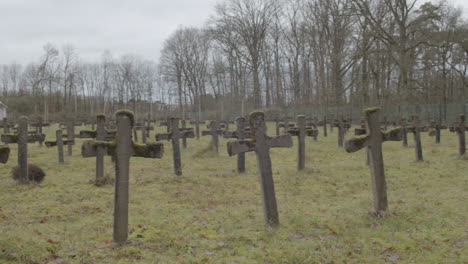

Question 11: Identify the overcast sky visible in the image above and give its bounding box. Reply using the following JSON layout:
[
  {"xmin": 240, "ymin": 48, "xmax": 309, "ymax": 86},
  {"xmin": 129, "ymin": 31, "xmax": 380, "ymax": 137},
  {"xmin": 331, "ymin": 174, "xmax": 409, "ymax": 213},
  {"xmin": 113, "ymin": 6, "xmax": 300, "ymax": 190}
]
[{"xmin": 0, "ymin": 0, "xmax": 467, "ymax": 65}]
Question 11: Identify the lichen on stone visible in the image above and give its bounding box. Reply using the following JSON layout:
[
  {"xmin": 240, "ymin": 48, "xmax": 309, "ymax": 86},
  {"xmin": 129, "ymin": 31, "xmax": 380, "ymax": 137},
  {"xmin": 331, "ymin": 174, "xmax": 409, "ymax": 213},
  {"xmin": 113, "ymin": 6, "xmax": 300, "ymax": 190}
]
[
  {"xmin": 116, "ymin": 109, "xmax": 135, "ymax": 128},
  {"xmin": 364, "ymin": 107, "xmax": 380, "ymax": 117}
]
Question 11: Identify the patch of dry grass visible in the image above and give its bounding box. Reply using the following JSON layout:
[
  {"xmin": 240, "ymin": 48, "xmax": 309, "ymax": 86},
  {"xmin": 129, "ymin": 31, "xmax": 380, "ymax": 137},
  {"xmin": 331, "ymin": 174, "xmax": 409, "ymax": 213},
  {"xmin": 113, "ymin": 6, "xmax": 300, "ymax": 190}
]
[{"xmin": 0, "ymin": 123, "xmax": 466, "ymax": 263}]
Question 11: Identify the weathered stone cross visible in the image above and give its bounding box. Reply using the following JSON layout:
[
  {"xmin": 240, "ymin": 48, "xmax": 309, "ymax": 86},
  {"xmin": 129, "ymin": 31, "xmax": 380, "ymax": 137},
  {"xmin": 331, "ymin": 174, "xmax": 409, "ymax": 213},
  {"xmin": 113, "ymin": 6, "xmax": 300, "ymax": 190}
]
[
  {"xmin": 82, "ymin": 110, "xmax": 164, "ymax": 243},
  {"xmin": 407, "ymin": 115, "xmax": 427, "ymax": 162},
  {"xmin": 80, "ymin": 114, "xmax": 117, "ymax": 182},
  {"xmin": 190, "ymin": 119, "xmax": 205, "ymax": 140},
  {"xmin": 331, "ymin": 118, "xmax": 351, "ymax": 147},
  {"xmin": 45, "ymin": 130, "xmax": 73, "ymax": 164},
  {"xmin": 223, "ymin": 117, "xmax": 251, "ymax": 173},
  {"xmin": 227, "ymin": 111, "xmax": 293, "ymax": 226},
  {"xmin": 428, "ymin": 117, "xmax": 447, "ymax": 144},
  {"xmin": 156, "ymin": 117, "xmax": 194, "ymax": 176},
  {"xmin": 202, "ymin": 120, "xmax": 224, "ymax": 152},
  {"xmin": 1, "ymin": 117, "xmax": 46, "ymax": 184},
  {"xmin": 288, "ymin": 115, "xmax": 319, "ymax": 171},
  {"xmin": 449, "ymin": 114, "xmax": 467, "ymax": 156},
  {"xmin": 345, "ymin": 108, "xmax": 402, "ymax": 214}
]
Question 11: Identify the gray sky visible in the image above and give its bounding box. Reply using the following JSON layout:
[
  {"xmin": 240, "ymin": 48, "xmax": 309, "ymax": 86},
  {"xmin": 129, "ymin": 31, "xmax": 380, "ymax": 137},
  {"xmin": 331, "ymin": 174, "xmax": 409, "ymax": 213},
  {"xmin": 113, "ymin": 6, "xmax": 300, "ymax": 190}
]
[{"xmin": 0, "ymin": 0, "xmax": 467, "ymax": 65}]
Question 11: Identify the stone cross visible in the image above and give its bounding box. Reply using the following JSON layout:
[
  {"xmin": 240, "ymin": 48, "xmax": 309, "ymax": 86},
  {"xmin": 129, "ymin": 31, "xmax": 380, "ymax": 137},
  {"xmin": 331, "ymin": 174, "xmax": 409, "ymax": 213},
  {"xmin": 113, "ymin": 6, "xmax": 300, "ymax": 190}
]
[
  {"xmin": 2, "ymin": 118, "xmax": 11, "ymax": 134},
  {"xmin": 345, "ymin": 108, "xmax": 402, "ymax": 215},
  {"xmin": 82, "ymin": 110, "xmax": 164, "ymax": 243},
  {"xmin": 322, "ymin": 116, "xmax": 328, "ymax": 137},
  {"xmin": 331, "ymin": 118, "xmax": 351, "ymax": 147},
  {"xmin": 227, "ymin": 111, "xmax": 293, "ymax": 226},
  {"xmin": 274, "ymin": 117, "xmax": 280, "ymax": 136},
  {"xmin": 160, "ymin": 119, "xmax": 171, "ymax": 133},
  {"xmin": 449, "ymin": 114, "xmax": 467, "ymax": 156},
  {"xmin": 429, "ymin": 117, "xmax": 447, "ymax": 144},
  {"xmin": 190, "ymin": 120, "xmax": 205, "ymax": 139},
  {"xmin": 1, "ymin": 117, "xmax": 45, "ymax": 184},
  {"xmin": 0, "ymin": 145, "xmax": 10, "ymax": 164},
  {"xmin": 202, "ymin": 121, "xmax": 224, "ymax": 152},
  {"xmin": 45, "ymin": 130, "xmax": 72, "ymax": 164},
  {"xmin": 80, "ymin": 114, "xmax": 116, "ymax": 182},
  {"xmin": 223, "ymin": 117, "xmax": 251, "ymax": 173},
  {"xmin": 156, "ymin": 117, "xmax": 194, "ymax": 176},
  {"xmin": 288, "ymin": 115, "xmax": 319, "ymax": 171},
  {"xmin": 278, "ymin": 117, "xmax": 293, "ymax": 134},
  {"xmin": 407, "ymin": 115, "xmax": 425, "ymax": 162},
  {"xmin": 66, "ymin": 119, "xmax": 76, "ymax": 156},
  {"xmin": 181, "ymin": 119, "xmax": 188, "ymax": 148},
  {"xmin": 400, "ymin": 117, "xmax": 409, "ymax": 147}
]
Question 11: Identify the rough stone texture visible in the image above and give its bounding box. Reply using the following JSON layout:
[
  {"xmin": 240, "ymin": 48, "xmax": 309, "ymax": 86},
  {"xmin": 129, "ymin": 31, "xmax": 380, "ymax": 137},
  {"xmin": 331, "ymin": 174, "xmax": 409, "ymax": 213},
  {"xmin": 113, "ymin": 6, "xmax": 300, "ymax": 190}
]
[{"xmin": 227, "ymin": 111, "xmax": 292, "ymax": 226}]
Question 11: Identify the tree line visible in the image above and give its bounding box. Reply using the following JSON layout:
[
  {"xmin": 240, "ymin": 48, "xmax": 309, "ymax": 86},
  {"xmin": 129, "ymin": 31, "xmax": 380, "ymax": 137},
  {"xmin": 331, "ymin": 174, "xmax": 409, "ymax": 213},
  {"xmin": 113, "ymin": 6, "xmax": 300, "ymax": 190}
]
[{"xmin": 1, "ymin": 0, "xmax": 467, "ymax": 120}]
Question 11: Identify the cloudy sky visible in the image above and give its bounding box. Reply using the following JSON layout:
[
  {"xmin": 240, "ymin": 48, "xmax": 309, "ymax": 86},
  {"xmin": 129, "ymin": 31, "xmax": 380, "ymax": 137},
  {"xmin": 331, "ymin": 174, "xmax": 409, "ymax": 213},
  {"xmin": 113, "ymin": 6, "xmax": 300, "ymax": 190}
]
[{"xmin": 1, "ymin": 0, "xmax": 467, "ymax": 65}]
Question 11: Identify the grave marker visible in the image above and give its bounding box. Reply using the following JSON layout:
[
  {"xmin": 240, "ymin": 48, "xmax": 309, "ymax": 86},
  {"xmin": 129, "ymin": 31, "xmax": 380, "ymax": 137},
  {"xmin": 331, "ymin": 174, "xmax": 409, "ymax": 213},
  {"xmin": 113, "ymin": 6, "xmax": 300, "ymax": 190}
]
[
  {"xmin": 0, "ymin": 145, "xmax": 10, "ymax": 164},
  {"xmin": 156, "ymin": 117, "xmax": 194, "ymax": 176},
  {"xmin": 224, "ymin": 117, "xmax": 250, "ymax": 173},
  {"xmin": 45, "ymin": 130, "xmax": 72, "ymax": 164},
  {"xmin": 345, "ymin": 108, "xmax": 402, "ymax": 214},
  {"xmin": 82, "ymin": 110, "xmax": 164, "ymax": 243},
  {"xmin": 227, "ymin": 111, "xmax": 293, "ymax": 226},
  {"xmin": 449, "ymin": 114, "xmax": 467, "ymax": 156},
  {"xmin": 202, "ymin": 121, "xmax": 223, "ymax": 152},
  {"xmin": 288, "ymin": 115, "xmax": 319, "ymax": 171}
]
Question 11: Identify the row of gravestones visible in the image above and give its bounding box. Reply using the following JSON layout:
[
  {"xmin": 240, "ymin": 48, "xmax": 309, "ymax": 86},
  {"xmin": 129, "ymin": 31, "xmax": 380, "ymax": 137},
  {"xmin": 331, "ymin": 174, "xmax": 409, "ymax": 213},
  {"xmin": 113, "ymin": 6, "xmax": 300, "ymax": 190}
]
[
  {"xmin": 82, "ymin": 109, "xmax": 467, "ymax": 243},
  {"xmin": 1, "ymin": 109, "xmax": 466, "ymax": 244}
]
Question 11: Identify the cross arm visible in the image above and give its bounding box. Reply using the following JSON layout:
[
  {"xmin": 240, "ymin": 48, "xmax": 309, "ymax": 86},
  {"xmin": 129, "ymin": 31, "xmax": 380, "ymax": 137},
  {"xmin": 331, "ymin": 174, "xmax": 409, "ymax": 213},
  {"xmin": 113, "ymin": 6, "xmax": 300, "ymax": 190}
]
[
  {"xmin": 267, "ymin": 135, "xmax": 293, "ymax": 148},
  {"xmin": 306, "ymin": 128, "xmax": 319, "ymax": 137},
  {"xmin": 345, "ymin": 135, "xmax": 370, "ymax": 153},
  {"xmin": 155, "ymin": 133, "xmax": 172, "ymax": 141},
  {"xmin": 1, "ymin": 134, "xmax": 46, "ymax": 144},
  {"xmin": 45, "ymin": 140, "xmax": 74, "ymax": 147},
  {"xmin": 181, "ymin": 130, "xmax": 195, "ymax": 139},
  {"xmin": 132, "ymin": 142, "xmax": 164, "ymax": 158},
  {"xmin": 227, "ymin": 139, "xmax": 256, "ymax": 156},
  {"xmin": 382, "ymin": 128, "xmax": 403, "ymax": 142}
]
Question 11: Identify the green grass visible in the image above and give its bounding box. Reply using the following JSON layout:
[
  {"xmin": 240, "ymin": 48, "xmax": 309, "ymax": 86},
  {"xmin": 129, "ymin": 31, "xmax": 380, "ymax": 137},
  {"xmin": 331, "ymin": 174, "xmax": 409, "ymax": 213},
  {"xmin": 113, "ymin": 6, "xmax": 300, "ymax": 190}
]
[{"xmin": 0, "ymin": 123, "xmax": 466, "ymax": 264}]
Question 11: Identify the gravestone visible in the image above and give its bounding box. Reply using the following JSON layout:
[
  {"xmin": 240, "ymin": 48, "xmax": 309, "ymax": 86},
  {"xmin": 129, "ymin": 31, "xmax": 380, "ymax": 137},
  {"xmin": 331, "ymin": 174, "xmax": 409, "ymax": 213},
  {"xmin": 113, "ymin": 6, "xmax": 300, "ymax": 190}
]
[
  {"xmin": 223, "ymin": 117, "xmax": 251, "ymax": 173},
  {"xmin": 156, "ymin": 117, "xmax": 194, "ymax": 176},
  {"xmin": 345, "ymin": 108, "xmax": 402, "ymax": 215},
  {"xmin": 1, "ymin": 117, "xmax": 45, "ymax": 184},
  {"xmin": 429, "ymin": 117, "xmax": 447, "ymax": 144},
  {"xmin": 190, "ymin": 120, "xmax": 205, "ymax": 140},
  {"xmin": 407, "ymin": 115, "xmax": 425, "ymax": 162},
  {"xmin": 331, "ymin": 119, "xmax": 351, "ymax": 147},
  {"xmin": 82, "ymin": 110, "xmax": 164, "ymax": 243},
  {"xmin": 202, "ymin": 121, "xmax": 223, "ymax": 152},
  {"xmin": 449, "ymin": 114, "xmax": 467, "ymax": 156},
  {"xmin": 400, "ymin": 117, "xmax": 409, "ymax": 147},
  {"xmin": 45, "ymin": 130, "xmax": 73, "ymax": 164},
  {"xmin": 288, "ymin": 115, "xmax": 319, "ymax": 171},
  {"xmin": 227, "ymin": 111, "xmax": 293, "ymax": 226}
]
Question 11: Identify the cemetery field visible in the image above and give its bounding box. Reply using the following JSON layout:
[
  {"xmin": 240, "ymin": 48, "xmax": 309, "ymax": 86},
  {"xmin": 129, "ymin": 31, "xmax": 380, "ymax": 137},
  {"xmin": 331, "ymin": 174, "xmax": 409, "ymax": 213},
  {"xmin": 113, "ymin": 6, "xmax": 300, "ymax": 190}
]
[{"xmin": 0, "ymin": 123, "xmax": 466, "ymax": 264}]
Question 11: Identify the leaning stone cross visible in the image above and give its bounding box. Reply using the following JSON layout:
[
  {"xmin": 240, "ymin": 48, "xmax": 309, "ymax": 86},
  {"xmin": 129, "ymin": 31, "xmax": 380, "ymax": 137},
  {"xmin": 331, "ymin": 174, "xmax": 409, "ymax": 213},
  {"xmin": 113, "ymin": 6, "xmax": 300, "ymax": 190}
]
[
  {"xmin": 227, "ymin": 111, "xmax": 293, "ymax": 226},
  {"xmin": 345, "ymin": 108, "xmax": 402, "ymax": 215}
]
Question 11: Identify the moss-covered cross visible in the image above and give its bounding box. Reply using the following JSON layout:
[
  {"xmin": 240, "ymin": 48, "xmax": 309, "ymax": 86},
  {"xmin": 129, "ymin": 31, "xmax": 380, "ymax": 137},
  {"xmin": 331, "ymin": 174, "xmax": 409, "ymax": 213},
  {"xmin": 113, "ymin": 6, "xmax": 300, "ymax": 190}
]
[
  {"xmin": 81, "ymin": 110, "xmax": 164, "ymax": 244},
  {"xmin": 331, "ymin": 118, "xmax": 351, "ymax": 147},
  {"xmin": 428, "ymin": 116, "xmax": 447, "ymax": 144},
  {"xmin": 227, "ymin": 111, "xmax": 293, "ymax": 226},
  {"xmin": 345, "ymin": 108, "xmax": 402, "ymax": 215}
]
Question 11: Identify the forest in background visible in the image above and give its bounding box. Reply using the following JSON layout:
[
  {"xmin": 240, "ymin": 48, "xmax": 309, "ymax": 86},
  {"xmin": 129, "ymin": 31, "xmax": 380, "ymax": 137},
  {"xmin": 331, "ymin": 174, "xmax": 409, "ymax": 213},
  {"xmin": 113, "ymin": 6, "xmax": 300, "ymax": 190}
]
[{"xmin": 0, "ymin": 0, "xmax": 467, "ymax": 121}]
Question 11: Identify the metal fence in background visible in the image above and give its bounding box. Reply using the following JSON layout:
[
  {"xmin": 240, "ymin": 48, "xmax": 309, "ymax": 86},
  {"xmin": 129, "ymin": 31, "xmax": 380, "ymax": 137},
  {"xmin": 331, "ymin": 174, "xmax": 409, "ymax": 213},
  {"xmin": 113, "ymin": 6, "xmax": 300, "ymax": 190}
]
[{"xmin": 186, "ymin": 103, "xmax": 468, "ymax": 124}]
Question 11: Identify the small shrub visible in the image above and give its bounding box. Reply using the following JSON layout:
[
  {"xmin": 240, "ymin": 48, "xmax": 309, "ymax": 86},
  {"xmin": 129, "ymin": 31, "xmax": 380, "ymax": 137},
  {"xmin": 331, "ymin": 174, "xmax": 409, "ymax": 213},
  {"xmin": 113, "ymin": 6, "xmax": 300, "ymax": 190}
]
[{"xmin": 11, "ymin": 164, "xmax": 46, "ymax": 184}]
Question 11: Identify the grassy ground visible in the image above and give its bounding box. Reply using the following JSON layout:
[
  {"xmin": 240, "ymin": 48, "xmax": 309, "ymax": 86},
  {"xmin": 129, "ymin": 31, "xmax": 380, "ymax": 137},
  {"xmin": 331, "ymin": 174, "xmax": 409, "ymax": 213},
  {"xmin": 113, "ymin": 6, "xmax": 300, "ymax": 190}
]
[{"xmin": 0, "ymin": 122, "xmax": 466, "ymax": 264}]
